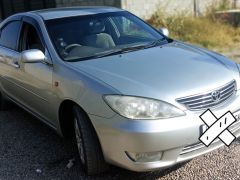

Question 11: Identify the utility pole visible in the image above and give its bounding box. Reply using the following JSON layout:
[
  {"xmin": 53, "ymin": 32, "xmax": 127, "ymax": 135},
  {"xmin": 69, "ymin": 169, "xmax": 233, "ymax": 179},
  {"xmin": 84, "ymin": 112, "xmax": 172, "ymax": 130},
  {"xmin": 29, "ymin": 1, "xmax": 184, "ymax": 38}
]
[
  {"xmin": 193, "ymin": 0, "xmax": 198, "ymax": 17},
  {"xmin": 233, "ymin": 0, "xmax": 237, "ymax": 8}
]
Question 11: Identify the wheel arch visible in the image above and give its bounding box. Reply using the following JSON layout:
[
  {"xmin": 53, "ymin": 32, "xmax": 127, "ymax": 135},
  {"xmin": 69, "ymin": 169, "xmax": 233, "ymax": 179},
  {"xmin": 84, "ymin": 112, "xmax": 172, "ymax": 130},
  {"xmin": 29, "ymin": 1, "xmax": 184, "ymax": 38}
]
[
  {"xmin": 58, "ymin": 99, "xmax": 95, "ymax": 139},
  {"xmin": 59, "ymin": 99, "xmax": 79, "ymax": 139}
]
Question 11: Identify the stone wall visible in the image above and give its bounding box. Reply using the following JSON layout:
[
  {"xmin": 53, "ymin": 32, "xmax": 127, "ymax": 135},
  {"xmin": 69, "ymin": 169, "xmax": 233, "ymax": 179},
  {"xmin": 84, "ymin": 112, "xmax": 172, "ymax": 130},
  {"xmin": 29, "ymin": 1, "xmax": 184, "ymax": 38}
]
[
  {"xmin": 55, "ymin": 0, "xmax": 238, "ymax": 19},
  {"xmin": 121, "ymin": 0, "xmax": 225, "ymax": 19}
]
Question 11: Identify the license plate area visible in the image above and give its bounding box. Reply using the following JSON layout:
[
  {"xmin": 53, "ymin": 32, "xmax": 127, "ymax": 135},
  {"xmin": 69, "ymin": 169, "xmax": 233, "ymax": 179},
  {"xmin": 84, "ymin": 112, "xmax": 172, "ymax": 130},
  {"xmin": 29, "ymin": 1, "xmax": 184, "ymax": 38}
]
[
  {"xmin": 230, "ymin": 110, "xmax": 240, "ymax": 132},
  {"xmin": 233, "ymin": 110, "xmax": 240, "ymax": 122},
  {"xmin": 200, "ymin": 110, "xmax": 240, "ymax": 135}
]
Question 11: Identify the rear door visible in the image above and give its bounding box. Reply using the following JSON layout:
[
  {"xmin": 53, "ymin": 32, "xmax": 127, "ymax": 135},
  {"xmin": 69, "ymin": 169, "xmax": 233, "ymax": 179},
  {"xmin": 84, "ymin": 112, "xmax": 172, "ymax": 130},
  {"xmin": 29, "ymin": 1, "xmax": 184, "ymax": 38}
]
[{"xmin": 0, "ymin": 19, "xmax": 23, "ymax": 101}]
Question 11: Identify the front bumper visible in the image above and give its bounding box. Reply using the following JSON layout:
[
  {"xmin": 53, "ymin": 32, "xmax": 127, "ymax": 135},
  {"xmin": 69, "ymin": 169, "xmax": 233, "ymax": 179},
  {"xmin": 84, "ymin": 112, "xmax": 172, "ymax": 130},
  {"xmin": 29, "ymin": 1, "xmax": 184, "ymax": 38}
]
[{"xmin": 89, "ymin": 91, "xmax": 240, "ymax": 172}]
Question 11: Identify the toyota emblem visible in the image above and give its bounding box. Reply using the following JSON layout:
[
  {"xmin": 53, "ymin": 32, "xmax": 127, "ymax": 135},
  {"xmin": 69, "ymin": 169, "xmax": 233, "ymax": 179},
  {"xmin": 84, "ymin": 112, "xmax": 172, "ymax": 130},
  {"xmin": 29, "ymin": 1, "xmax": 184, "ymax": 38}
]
[{"xmin": 211, "ymin": 91, "xmax": 221, "ymax": 102}]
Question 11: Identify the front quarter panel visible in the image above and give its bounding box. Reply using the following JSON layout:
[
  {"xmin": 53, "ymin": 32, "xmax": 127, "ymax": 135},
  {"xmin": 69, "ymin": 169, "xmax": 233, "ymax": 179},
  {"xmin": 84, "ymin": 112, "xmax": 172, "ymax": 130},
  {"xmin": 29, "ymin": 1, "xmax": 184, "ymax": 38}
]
[
  {"xmin": 26, "ymin": 13, "xmax": 119, "ymax": 128},
  {"xmin": 54, "ymin": 62, "xmax": 119, "ymax": 119}
]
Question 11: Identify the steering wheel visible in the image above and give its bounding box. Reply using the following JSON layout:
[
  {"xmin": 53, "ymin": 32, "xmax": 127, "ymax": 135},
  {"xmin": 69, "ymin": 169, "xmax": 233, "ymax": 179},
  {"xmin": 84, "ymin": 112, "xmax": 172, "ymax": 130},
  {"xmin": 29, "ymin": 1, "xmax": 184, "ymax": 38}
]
[{"xmin": 64, "ymin": 44, "xmax": 82, "ymax": 53}]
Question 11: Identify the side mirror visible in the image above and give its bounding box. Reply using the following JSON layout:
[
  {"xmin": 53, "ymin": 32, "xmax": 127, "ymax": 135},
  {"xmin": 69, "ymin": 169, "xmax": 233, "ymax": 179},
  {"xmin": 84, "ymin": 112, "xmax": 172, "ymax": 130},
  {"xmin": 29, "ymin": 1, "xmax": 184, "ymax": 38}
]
[
  {"xmin": 159, "ymin": 28, "xmax": 169, "ymax": 37},
  {"xmin": 21, "ymin": 49, "xmax": 45, "ymax": 63}
]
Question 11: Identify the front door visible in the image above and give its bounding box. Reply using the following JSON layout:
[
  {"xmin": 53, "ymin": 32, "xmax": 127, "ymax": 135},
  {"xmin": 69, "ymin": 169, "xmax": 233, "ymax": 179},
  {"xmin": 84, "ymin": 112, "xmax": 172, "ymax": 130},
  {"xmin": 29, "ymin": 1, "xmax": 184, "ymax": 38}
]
[{"xmin": 14, "ymin": 19, "xmax": 57, "ymax": 126}]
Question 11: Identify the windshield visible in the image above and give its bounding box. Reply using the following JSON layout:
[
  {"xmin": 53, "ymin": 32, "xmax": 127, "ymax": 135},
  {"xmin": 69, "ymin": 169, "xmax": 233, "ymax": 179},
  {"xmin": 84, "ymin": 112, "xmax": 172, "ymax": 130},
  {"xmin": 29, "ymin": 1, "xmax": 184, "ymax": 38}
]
[{"xmin": 46, "ymin": 11, "xmax": 166, "ymax": 61}]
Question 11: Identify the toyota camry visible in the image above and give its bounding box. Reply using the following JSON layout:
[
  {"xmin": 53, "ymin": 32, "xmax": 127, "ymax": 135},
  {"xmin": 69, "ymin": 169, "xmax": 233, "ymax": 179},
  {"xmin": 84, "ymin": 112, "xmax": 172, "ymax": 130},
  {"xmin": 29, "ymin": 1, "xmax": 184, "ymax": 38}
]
[{"xmin": 0, "ymin": 7, "xmax": 240, "ymax": 175}]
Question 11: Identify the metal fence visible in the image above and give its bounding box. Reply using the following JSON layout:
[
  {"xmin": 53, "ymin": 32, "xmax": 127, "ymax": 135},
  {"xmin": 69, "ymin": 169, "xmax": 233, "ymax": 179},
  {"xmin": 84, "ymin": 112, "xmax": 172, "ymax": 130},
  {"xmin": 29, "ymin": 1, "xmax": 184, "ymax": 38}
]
[{"xmin": 0, "ymin": 0, "xmax": 56, "ymax": 19}]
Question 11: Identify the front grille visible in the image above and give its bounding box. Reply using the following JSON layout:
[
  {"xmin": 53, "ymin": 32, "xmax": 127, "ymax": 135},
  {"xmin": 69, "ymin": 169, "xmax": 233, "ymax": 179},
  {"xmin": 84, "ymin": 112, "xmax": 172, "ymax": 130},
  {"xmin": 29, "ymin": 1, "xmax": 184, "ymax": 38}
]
[{"xmin": 177, "ymin": 80, "xmax": 236, "ymax": 111}]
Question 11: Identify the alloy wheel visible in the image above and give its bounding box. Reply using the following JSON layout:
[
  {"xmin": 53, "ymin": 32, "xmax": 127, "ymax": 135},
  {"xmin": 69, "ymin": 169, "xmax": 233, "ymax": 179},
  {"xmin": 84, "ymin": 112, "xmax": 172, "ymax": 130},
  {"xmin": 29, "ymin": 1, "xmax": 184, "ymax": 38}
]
[{"xmin": 74, "ymin": 119, "xmax": 86, "ymax": 165}]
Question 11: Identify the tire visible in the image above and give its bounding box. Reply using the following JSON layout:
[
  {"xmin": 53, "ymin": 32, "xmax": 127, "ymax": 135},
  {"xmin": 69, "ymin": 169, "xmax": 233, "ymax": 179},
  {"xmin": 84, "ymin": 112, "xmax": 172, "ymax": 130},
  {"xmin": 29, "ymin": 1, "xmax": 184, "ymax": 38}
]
[{"xmin": 73, "ymin": 106, "xmax": 109, "ymax": 175}]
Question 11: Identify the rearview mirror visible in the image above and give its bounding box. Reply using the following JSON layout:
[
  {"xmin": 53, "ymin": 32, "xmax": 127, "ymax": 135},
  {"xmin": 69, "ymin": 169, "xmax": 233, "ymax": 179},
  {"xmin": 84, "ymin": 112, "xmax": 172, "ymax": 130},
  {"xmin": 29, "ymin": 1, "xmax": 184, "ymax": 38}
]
[
  {"xmin": 21, "ymin": 49, "xmax": 45, "ymax": 63},
  {"xmin": 159, "ymin": 28, "xmax": 169, "ymax": 37}
]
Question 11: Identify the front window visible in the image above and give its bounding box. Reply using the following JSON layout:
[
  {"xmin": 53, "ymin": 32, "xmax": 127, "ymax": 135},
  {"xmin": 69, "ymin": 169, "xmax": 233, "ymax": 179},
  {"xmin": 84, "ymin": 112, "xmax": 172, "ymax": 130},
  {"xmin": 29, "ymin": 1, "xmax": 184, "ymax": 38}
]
[
  {"xmin": 20, "ymin": 22, "xmax": 45, "ymax": 52},
  {"xmin": 46, "ymin": 11, "xmax": 167, "ymax": 61}
]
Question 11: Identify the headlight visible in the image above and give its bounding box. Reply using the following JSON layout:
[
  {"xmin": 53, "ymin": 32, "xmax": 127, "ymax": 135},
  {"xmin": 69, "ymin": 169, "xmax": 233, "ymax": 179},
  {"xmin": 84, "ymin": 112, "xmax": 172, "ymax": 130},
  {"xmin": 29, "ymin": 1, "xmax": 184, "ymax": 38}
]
[{"xmin": 103, "ymin": 95, "xmax": 185, "ymax": 120}]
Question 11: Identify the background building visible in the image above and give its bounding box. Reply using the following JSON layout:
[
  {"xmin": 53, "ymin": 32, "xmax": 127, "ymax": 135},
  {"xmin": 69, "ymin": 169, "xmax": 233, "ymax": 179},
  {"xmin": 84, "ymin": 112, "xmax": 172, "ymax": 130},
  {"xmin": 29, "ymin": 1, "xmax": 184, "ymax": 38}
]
[{"xmin": 0, "ymin": 0, "xmax": 239, "ymax": 20}]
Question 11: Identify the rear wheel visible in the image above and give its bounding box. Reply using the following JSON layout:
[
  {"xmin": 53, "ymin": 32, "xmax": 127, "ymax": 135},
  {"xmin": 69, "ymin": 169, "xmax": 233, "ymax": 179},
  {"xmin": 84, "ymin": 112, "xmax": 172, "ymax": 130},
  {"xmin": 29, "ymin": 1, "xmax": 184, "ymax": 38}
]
[{"xmin": 73, "ymin": 106, "xmax": 109, "ymax": 175}]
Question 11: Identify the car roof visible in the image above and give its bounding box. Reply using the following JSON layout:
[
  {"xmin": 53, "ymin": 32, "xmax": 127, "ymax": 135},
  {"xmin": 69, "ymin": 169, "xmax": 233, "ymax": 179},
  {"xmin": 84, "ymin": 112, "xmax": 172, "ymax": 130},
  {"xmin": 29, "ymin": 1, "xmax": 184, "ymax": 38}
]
[{"xmin": 31, "ymin": 7, "xmax": 124, "ymax": 20}]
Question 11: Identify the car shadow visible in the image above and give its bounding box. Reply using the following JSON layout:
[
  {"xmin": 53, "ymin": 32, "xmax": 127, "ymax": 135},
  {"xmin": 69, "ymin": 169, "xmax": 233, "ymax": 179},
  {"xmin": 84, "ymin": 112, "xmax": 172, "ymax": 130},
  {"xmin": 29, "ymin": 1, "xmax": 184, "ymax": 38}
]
[{"xmin": 0, "ymin": 105, "xmax": 189, "ymax": 180}]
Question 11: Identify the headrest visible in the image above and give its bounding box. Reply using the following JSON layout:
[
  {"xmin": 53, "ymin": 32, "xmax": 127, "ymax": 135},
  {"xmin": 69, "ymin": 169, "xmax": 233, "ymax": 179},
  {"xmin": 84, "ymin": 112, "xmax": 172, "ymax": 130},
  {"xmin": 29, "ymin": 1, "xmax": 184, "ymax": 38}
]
[{"xmin": 88, "ymin": 20, "xmax": 105, "ymax": 34}]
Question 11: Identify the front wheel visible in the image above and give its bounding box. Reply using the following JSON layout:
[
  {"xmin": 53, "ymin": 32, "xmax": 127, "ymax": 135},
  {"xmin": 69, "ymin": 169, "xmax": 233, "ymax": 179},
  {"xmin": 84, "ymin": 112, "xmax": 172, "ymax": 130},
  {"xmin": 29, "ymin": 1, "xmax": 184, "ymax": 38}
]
[{"xmin": 73, "ymin": 106, "xmax": 109, "ymax": 175}]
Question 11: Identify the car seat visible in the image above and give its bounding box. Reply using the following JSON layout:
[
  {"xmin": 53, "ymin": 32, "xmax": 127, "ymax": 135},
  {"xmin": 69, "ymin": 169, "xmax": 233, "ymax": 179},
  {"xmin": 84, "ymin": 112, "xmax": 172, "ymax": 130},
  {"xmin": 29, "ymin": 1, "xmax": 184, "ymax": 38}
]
[{"xmin": 82, "ymin": 20, "xmax": 115, "ymax": 48}]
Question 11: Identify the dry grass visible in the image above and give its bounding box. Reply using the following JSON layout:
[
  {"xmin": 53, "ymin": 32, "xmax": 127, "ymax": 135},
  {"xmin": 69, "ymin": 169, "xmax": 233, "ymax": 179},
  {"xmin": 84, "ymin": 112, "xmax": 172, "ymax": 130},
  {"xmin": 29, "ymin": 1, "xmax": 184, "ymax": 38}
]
[{"xmin": 148, "ymin": 11, "xmax": 240, "ymax": 49}]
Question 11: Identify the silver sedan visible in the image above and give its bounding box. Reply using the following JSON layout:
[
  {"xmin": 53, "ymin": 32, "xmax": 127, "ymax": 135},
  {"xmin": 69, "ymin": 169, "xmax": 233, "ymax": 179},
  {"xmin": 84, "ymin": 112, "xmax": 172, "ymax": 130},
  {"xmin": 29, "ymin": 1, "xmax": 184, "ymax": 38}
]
[{"xmin": 0, "ymin": 7, "xmax": 240, "ymax": 175}]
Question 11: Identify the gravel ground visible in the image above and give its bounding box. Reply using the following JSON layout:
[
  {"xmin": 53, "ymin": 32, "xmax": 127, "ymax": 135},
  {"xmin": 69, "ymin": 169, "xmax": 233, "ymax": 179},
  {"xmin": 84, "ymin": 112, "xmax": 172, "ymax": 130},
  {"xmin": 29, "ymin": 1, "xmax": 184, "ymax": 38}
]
[{"xmin": 0, "ymin": 106, "xmax": 240, "ymax": 180}]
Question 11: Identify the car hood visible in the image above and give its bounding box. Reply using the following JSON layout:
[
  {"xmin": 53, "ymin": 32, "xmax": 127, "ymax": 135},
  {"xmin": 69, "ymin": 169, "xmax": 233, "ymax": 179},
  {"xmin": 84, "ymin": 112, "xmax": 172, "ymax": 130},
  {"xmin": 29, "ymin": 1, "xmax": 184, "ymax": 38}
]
[{"xmin": 70, "ymin": 42, "xmax": 240, "ymax": 109}]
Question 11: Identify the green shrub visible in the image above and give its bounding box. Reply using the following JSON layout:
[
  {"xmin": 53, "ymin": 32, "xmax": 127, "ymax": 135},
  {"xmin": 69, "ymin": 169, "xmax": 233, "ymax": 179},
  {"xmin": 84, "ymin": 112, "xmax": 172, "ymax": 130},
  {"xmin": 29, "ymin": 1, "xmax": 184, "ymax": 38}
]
[{"xmin": 148, "ymin": 10, "xmax": 240, "ymax": 49}]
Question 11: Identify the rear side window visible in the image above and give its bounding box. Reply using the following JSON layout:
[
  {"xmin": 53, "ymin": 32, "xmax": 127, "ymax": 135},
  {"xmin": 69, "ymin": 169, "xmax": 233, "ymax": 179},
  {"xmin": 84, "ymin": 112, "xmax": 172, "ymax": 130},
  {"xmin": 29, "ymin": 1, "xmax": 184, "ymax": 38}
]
[{"xmin": 0, "ymin": 21, "xmax": 21, "ymax": 50}]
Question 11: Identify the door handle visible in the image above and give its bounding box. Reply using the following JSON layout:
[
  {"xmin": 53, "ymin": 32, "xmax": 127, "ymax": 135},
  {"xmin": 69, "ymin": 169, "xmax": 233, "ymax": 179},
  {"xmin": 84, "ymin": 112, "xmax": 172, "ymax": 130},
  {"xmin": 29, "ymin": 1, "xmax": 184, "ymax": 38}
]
[{"xmin": 10, "ymin": 62, "xmax": 20, "ymax": 69}]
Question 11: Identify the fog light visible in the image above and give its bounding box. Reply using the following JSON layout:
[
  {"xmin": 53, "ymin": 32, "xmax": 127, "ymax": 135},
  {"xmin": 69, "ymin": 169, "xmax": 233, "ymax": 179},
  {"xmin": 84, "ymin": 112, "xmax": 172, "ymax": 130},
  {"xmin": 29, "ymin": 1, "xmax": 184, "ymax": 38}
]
[{"xmin": 126, "ymin": 151, "xmax": 163, "ymax": 163}]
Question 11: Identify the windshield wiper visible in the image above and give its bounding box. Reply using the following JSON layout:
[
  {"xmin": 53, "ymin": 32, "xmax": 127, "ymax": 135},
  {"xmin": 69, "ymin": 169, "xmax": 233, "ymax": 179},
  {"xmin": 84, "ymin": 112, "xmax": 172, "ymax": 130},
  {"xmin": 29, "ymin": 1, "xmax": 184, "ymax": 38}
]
[
  {"xmin": 89, "ymin": 44, "xmax": 150, "ymax": 59},
  {"xmin": 67, "ymin": 39, "xmax": 168, "ymax": 62},
  {"xmin": 93, "ymin": 40, "xmax": 169, "ymax": 59},
  {"xmin": 144, "ymin": 38, "xmax": 168, "ymax": 49}
]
